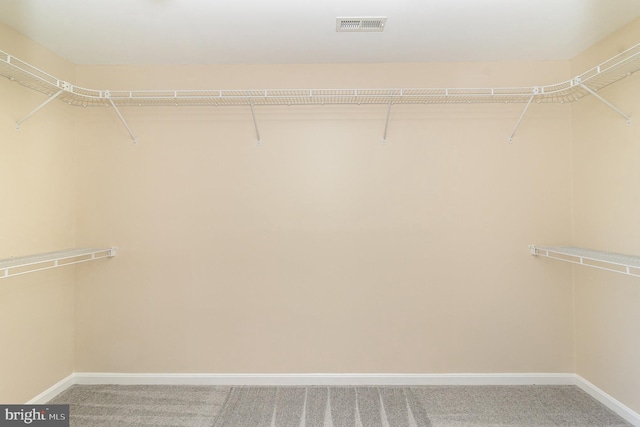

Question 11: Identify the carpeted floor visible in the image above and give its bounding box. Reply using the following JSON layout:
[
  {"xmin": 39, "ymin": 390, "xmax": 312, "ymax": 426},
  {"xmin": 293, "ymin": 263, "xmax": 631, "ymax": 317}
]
[
  {"xmin": 48, "ymin": 384, "xmax": 631, "ymax": 426},
  {"xmin": 49, "ymin": 385, "xmax": 229, "ymax": 426}
]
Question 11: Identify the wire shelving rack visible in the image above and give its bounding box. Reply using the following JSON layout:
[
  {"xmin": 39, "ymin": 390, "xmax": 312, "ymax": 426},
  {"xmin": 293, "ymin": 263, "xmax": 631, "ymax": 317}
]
[
  {"xmin": 0, "ymin": 248, "xmax": 117, "ymax": 279},
  {"xmin": 529, "ymin": 246, "xmax": 640, "ymax": 278},
  {"xmin": 1, "ymin": 41, "xmax": 639, "ymax": 143},
  {"xmin": 2, "ymin": 44, "xmax": 640, "ymax": 107}
]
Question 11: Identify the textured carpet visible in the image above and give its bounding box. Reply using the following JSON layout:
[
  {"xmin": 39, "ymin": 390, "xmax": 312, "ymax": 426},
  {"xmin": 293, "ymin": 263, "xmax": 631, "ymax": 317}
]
[
  {"xmin": 213, "ymin": 386, "xmax": 430, "ymax": 426},
  {"xmin": 48, "ymin": 384, "xmax": 229, "ymax": 426},
  {"xmin": 49, "ymin": 384, "xmax": 631, "ymax": 426}
]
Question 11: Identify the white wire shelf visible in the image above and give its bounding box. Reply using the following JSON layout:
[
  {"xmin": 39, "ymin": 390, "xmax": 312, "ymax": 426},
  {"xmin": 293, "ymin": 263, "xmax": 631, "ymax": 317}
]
[
  {"xmin": 2, "ymin": 42, "xmax": 640, "ymax": 107},
  {"xmin": 529, "ymin": 245, "xmax": 640, "ymax": 278},
  {"xmin": 0, "ymin": 248, "xmax": 116, "ymax": 279},
  {"xmin": 2, "ymin": 42, "xmax": 639, "ymax": 144}
]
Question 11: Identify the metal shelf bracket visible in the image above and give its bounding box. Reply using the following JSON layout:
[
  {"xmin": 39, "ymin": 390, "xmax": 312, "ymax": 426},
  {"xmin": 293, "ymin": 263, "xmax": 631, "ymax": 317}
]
[
  {"xmin": 580, "ymin": 84, "xmax": 632, "ymax": 125},
  {"xmin": 383, "ymin": 98, "xmax": 393, "ymax": 144},
  {"xmin": 509, "ymin": 95, "xmax": 535, "ymax": 143},
  {"xmin": 15, "ymin": 90, "xmax": 64, "ymax": 130},
  {"xmin": 107, "ymin": 95, "xmax": 138, "ymax": 144},
  {"xmin": 249, "ymin": 98, "xmax": 261, "ymax": 145}
]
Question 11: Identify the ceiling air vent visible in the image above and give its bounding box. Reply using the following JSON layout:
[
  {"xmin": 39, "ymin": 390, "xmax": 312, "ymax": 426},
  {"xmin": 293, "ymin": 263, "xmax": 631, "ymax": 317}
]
[{"xmin": 336, "ymin": 17, "xmax": 387, "ymax": 32}]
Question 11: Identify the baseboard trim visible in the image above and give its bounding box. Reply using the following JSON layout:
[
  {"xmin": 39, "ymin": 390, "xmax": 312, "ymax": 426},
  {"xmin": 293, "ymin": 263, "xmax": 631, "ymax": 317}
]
[
  {"xmin": 26, "ymin": 374, "xmax": 75, "ymax": 404},
  {"xmin": 72, "ymin": 372, "xmax": 575, "ymax": 386},
  {"xmin": 29, "ymin": 372, "xmax": 639, "ymax": 426},
  {"xmin": 574, "ymin": 375, "xmax": 640, "ymax": 427}
]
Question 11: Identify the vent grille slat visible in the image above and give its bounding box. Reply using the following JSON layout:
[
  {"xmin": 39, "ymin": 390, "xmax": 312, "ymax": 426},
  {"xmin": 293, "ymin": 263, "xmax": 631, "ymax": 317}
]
[{"xmin": 336, "ymin": 17, "xmax": 387, "ymax": 32}]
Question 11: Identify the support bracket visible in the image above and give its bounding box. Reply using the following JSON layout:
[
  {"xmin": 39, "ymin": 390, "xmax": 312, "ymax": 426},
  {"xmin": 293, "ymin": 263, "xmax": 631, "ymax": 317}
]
[
  {"xmin": 16, "ymin": 90, "xmax": 63, "ymax": 130},
  {"xmin": 508, "ymin": 95, "xmax": 535, "ymax": 143},
  {"xmin": 383, "ymin": 97, "xmax": 393, "ymax": 144},
  {"xmin": 580, "ymin": 84, "xmax": 632, "ymax": 125},
  {"xmin": 107, "ymin": 98, "xmax": 138, "ymax": 144},
  {"xmin": 249, "ymin": 98, "xmax": 261, "ymax": 145}
]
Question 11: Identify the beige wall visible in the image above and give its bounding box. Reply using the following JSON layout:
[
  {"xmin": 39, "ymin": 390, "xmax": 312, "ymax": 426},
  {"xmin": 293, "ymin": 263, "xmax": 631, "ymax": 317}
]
[
  {"xmin": 571, "ymin": 18, "xmax": 640, "ymax": 413},
  {"xmin": 10, "ymin": 16, "xmax": 640, "ymax": 410},
  {"xmin": 0, "ymin": 23, "xmax": 76, "ymax": 402},
  {"xmin": 73, "ymin": 60, "xmax": 574, "ymax": 374}
]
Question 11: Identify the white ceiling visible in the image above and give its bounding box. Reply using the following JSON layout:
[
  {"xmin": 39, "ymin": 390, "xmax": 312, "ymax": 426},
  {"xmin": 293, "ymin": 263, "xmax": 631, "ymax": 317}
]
[{"xmin": 1, "ymin": 0, "xmax": 640, "ymax": 65}]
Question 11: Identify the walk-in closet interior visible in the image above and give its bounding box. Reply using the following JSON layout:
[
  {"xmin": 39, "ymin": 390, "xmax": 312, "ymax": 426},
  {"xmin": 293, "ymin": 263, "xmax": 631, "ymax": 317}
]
[{"xmin": 1, "ymin": 1, "xmax": 640, "ymax": 425}]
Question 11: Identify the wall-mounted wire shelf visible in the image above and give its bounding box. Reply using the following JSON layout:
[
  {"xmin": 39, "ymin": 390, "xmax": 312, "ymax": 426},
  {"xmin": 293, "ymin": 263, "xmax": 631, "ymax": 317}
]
[
  {"xmin": 0, "ymin": 248, "xmax": 116, "ymax": 279},
  {"xmin": 3, "ymin": 44, "xmax": 640, "ymax": 107},
  {"xmin": 2, "ymin": 41, "xmax": 640, "ymax": 143},
  {"xmin": 529, "ymin": 245, "xmax": 640, "ymax": 278}
]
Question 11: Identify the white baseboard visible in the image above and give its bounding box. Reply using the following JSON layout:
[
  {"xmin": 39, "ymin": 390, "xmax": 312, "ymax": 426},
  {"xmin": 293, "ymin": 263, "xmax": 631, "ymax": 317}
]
[
  {"xmin": 29, "ymin": 372, "xmax": 640, "ymax": 426},
  {"xmin": 574, "ymin": 375, "xmax": 640, "ymax": 427},
  {"xmin": 26, "ymin": 374, "xmax": 75, "ymax": 404},
  {"xmin": 74, "ymin": 372, "xmax": 575, "ymax": 386},
  {"xmin": 72, "ymin": 372, "xmax": 574, "ymax": 386}
]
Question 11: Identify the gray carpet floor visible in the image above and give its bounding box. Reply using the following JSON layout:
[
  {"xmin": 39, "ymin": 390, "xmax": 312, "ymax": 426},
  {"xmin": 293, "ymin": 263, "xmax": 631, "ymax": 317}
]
[{"xmin": 48, "ymin": 384, "xmax": 631, "ymax": 427}]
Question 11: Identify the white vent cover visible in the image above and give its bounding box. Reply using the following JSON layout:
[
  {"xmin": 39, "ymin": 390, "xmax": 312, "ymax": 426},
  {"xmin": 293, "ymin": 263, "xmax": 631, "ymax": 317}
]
[{"xmin": 336, "ymin": 17, "xmax": 387, "ymax": 32}]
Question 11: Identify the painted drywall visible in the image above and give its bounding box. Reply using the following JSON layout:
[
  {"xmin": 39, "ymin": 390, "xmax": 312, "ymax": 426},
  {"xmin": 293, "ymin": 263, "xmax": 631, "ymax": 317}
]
[
  {"xmin": 0, "ymin": 23, "xmax": 76, "ymax": 403},
  {"xmin": 15, "ymin": 14, "xmax": 638, "ymax": 405},
  {"xmin": 571, "ymin": 18, "xmax": 640, "ymax": 414},
  {"xmin": 72, "ymin": 59, "xmax": 575, "ymax": 375}
]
